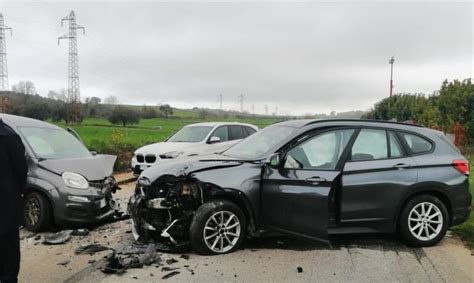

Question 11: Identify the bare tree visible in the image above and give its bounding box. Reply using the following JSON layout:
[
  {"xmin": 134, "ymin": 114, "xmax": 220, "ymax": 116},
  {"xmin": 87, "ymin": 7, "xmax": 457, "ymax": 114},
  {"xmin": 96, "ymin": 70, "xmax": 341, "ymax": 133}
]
[
  {"xmin": 11, "ymin": 81, "xmax": 36, "ymax": 95},
  {"xmin": 103, "ymin": 95, "xmax": 119, "ymax": 105},
  {"xmin": 47, "ymin": 89, "xmax": 67, "ymax": 102}
]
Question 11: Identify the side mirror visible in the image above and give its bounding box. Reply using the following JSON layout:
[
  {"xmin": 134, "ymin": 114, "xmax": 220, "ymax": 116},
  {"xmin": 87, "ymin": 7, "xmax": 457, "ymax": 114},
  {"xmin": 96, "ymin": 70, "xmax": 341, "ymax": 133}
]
[
  {"xmin": 209, "ymin": 136, "xmax": 221, "ymax": 144},
  {"xmin": 90, "ymin": 151, "xmax": 98, "ymax": 156},
  {"xmin": 266, "ymin": 153, "xmax": 281, "ymax": 167}
]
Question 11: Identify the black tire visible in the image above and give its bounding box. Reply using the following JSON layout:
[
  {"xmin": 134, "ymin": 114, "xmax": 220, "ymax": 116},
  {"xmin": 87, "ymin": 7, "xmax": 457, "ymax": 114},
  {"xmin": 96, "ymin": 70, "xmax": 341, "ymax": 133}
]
[
  {"xmin": 190, "ymin": 200, "xmax": 247, "ymax": 255},
  {"xmin": 399, "ymin": 194, "xmax": 449, "ymax": 247},
  {"xmin": 24, "ymin": 192, "xmax": 53, "ymax": 232}
]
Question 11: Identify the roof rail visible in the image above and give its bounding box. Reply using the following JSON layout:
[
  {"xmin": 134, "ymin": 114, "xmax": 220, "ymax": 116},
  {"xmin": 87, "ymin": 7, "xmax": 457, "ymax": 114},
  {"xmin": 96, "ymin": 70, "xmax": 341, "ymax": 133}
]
[{"xmin": 304, "ymin": 119, "xmax": 423, "ymax": 128}]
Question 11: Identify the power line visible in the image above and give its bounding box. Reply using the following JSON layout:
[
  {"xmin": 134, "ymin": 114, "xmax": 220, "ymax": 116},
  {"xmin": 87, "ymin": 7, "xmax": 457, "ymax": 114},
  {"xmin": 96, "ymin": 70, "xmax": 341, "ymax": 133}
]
[
  {"xmin": 58, "ymin": 10, "xmax": 85, "ymax": 124},
  {"xmin": 0, "ymin": 13, "xmax": 12, "ymax": 91}
]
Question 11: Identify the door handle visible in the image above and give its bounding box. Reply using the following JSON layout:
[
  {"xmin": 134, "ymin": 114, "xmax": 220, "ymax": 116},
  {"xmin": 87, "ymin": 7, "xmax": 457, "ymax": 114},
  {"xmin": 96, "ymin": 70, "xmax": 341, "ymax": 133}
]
[
  {"xmin": 393, "ymin": 163, "xmax": 411, "ymax": 169},
  {"xmin": 305, "ymin": 177, "xmax": 327, "ymax": 184}
]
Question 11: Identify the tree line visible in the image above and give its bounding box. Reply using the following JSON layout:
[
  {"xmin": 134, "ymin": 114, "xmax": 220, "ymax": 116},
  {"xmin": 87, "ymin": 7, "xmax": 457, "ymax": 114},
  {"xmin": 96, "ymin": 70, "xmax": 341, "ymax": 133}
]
[{"xmin": 363, "ymin": 78, "xmax": 473, "ymax": 144}]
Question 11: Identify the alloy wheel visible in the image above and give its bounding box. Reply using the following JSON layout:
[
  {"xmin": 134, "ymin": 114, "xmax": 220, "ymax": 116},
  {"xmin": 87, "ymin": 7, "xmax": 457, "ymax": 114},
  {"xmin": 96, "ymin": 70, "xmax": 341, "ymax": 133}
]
[
  {"xmin": 25, "ymin": 197, "xmax": 41, "ymax": 226},
  {"xmin": 408, "ymin": 202, "xmax": 443, "ymax": 241},
  {"xmin": 203, "ymin": 210, "xmax": 241, "ymax": 253}
]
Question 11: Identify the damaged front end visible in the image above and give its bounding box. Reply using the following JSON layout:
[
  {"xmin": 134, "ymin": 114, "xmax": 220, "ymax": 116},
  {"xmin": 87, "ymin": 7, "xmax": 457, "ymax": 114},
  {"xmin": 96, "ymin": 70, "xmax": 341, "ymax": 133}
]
[{"xmin": 128, "ymin": 175, "xmax": 204, "ymax": 251}]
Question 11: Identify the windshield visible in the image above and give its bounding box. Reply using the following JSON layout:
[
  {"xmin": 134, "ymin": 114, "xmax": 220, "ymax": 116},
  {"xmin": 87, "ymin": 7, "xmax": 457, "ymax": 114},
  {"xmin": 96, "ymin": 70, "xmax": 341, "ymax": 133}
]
[
  {"xmin": 167, "ymin": 126, "xmax": 213, "ymax": 142},
  {"xmin": 19, "ymin": 127, "xmax": 91, "ymax": 159},
  {"xmin": 223, "ymin": 125, "xmax": 297, "ymax": 159}
]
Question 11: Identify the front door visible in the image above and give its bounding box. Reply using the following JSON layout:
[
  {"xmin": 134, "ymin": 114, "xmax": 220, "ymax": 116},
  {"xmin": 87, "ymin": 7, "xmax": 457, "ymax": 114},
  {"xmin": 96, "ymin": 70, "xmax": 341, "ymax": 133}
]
[{"xmin": 260, "ymin": 129, "xmax": 355, "ymax": 242}]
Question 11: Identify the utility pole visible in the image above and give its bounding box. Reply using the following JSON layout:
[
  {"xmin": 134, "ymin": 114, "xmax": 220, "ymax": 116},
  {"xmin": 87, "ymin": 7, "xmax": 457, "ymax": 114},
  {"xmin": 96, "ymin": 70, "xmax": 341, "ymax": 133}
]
[
  {"xmin": 252, "ymin": 104, "xmax": 255, "ymax": 115},
  {"xmin": 58, "ymin": 11, "xmax": 85, "ymax": 124},
  {"xmin": 389, "ymin": 56, "xmax": 394, "ymax": 97},
  {"xmin": 265, "ymin": 104, "xmax": 268, "ymax": 116},
  {"xmin": 238, "ymin": 94, "xmax": 244, "ymax": 112},
  {"xmin": 0, "ymin": 13, "xmax": 12, "ymax": 91}
]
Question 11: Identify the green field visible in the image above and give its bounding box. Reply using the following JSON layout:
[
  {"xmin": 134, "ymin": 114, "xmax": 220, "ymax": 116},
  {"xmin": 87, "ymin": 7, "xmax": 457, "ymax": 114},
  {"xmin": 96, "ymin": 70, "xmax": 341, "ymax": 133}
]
[{"xmin": 57, "ymin": 114, "xmax": 282, "ymax": 152}]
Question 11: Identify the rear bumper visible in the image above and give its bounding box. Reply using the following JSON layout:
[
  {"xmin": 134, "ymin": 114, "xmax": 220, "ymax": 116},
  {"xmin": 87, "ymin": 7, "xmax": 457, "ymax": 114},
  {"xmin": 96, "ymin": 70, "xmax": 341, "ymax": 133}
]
[{"xmin": 452, "ymin": 206, "xmax": 471, "ymax": 226}]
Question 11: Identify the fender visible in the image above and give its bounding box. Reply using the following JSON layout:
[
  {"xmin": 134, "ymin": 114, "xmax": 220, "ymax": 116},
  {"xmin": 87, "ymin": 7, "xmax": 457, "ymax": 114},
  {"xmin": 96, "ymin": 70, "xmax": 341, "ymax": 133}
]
[
  {"xmin": 203, "ymin": 184, "xmax": 259, "ymax": 235},
  {"xmin": 393, "ymin": 181, "xmax": 453, "ymax": 226}
]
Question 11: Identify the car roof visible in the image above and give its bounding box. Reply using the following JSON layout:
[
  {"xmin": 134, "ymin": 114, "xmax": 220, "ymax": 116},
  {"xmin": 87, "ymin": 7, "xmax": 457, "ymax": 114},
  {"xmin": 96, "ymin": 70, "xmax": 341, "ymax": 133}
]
[
  {"xmin": 185, "ymin": 122, "xmax": 258, "ymax": 128},
  {"xmin": 276, "ymin": 118, "xmax": 424, "ymax": 130},
  {"xmin": 0, "ymin": 113, "xmax": 62, "ymax": 130}
]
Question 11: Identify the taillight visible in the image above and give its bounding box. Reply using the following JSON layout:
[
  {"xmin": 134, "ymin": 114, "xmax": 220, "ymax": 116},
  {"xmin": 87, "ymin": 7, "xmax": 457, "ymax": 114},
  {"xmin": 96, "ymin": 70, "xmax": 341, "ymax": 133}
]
[{"xmin": 452, "ymin": 159, "xmax": 469, "ymax": 175}]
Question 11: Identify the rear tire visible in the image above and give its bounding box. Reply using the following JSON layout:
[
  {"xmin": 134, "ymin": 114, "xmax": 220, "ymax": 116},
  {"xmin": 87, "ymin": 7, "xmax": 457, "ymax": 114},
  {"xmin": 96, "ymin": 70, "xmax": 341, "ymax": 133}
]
[
  {"xmin": 190, "ymin": 200, "xmax": 247, "ymax": 255},
  {"xmin": 399, "ymin": 194, "xmax": 448, "ymax": 247},
  {"xmin": 24, "ymin": 192, "xmax": 53, "ymax": 232}
]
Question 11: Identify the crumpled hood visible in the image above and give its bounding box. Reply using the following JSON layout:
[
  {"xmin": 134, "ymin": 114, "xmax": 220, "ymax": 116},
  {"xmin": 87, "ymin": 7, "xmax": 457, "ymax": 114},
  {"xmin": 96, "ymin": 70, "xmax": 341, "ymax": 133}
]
[
  {"xmin": 38, "ymin": 154, "xmax": 117, "ymax": 181},
  {"xmin": 135, "ymin": 142, "xmax": 197, "ymax": 156},
  {"xmin": 141, "ymin": 154, "xmax": 245, "ymax": 182}
]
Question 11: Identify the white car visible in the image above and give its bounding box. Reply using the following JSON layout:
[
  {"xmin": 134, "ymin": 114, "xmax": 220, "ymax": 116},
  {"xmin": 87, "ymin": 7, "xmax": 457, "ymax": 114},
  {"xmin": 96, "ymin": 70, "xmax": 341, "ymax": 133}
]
[{"xmin": 131, "ymin": 122, "xmax": 258, "ymax": 175}]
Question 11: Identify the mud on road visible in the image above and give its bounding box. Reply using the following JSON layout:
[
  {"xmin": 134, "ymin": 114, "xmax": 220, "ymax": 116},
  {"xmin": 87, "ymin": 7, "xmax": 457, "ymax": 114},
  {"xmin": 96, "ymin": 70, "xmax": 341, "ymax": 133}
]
[{"xmin": 18, "ymin": 181, "xmax": 474, "ymax": 283}]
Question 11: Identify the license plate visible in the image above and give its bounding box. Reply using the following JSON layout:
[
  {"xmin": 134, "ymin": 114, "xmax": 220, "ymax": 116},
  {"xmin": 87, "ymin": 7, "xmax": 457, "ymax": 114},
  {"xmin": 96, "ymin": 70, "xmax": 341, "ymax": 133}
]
[{"xmin": 99, "ymin": 199, "xmax": 107, "ymax": 208}]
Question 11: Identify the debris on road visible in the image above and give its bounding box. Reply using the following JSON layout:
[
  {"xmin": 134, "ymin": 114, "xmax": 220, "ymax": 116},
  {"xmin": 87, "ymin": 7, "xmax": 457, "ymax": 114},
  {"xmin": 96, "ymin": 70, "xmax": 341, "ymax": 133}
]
[
  {"xmin": 71, "ymin": 229, "xmax": 90, "ymax": 236},
  {"xmin": 297, "ymin": 266, "xmax": 303, "ymax": 273},
  {"xmin": 57, "ymin": 260, "xmax": 71, "ymax": 266},
  {"xmin": 162, "ymin": 271, "xmax": 180, "ymax": 280},
  {"xmin": 75, "ymin": 244, "xmax": 110, "ymax": 255},
  {"xmin": 42, "ymin": 230, "xmax": 72, "ymax": 245}
]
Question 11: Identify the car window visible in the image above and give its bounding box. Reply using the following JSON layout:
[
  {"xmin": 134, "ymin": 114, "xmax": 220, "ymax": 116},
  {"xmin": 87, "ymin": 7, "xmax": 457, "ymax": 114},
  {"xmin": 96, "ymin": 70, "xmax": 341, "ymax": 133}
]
[
  {"xmin": 351, "ymin": 129, "xmax": 388, "ymax": 161},
  {"xmin": 389, "ymin": 131, "xmax": 403, "ymax": 158},
  {"xmin": 228, "ymin": 125, "xmax": 244, "ymax": 140},
  {"xmin": 401, "ymin": 133, "xmax": 433, "ymax": 154},
  {"xmin": 284, "ymin": 129, "xmax": 354, "ymax": 170},
  {"xmin": 211, "ymin": 126, "xmax": 229, "ymax": 142},
  {"xmin": 243, "ymin": 127, "xmax": 257, "ymax": 137}
]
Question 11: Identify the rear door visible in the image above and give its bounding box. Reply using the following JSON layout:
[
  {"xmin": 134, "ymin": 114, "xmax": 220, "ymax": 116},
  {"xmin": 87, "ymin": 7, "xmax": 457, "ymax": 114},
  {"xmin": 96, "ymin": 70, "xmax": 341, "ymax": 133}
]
[
  {"xmin": 261, "ymin": 128, "xmax": 355, "ymax": 242},
  {"xmin": 341, "ymin": 128, "xmax": 418, "ymax": 229}
]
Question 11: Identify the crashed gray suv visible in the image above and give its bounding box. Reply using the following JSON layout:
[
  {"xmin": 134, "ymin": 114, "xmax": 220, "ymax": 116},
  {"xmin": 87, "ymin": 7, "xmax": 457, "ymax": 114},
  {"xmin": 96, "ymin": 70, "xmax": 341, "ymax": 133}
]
[
  {"xmin": 129, "ymin": 119, "xmax": 471, "ymax": 255},
  {"xmin": 0, "ymin": 114, "xmax": 120, "ymax": 231}
]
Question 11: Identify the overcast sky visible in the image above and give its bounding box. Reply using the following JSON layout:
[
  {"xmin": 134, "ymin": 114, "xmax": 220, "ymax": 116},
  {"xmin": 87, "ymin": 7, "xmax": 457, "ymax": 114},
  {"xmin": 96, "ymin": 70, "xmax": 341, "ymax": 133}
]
[{"xmin": 1, "ymin": 1, "xmax": 472, "ymax": 115}]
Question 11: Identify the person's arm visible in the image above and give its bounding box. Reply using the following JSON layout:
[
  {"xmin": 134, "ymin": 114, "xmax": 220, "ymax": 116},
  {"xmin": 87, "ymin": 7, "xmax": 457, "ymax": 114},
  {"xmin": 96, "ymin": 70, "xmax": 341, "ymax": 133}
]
[{"xmin": 7, "ymin": 135, "xmax": 28, "ymax": 193}]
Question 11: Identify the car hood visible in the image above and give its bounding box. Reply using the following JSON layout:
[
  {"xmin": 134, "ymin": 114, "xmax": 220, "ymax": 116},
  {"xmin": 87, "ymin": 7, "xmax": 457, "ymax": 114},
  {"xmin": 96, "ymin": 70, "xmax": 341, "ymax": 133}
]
[
  {"xmin": 135, "ymin": 142, "xmax": 198, "ymax": 155},
  {"xmin": 141, "ymin": 154, "xmax": 251, "ymax": 182},
  {"xmin": 38, "ymin": 154, "xmax": 117, "ymax": 181}
]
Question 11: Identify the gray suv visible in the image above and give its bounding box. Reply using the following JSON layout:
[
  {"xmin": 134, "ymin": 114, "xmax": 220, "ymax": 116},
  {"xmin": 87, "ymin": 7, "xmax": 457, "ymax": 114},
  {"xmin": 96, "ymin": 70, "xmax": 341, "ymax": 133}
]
[
  {"xmin": 0, "ymin": 114, "xmax": 119, "ymax": 231},
  {"xmin": 130, "ymin": 119, "xmax": 471, "ymax": 254}
]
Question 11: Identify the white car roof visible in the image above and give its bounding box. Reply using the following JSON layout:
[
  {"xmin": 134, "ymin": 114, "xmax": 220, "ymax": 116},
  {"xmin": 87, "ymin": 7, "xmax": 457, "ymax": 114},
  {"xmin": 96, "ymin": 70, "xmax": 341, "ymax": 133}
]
[{"xmin": 184, "ymin": 122, "xmax": 258, "ymax": 129}]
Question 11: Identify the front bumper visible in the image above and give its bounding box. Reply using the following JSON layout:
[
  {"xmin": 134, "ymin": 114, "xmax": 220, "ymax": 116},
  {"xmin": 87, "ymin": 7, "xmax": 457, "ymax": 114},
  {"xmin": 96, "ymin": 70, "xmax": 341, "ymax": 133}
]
[{"xmin": 55, "ymin": 196, "xmax": 117, "ymax": 226}]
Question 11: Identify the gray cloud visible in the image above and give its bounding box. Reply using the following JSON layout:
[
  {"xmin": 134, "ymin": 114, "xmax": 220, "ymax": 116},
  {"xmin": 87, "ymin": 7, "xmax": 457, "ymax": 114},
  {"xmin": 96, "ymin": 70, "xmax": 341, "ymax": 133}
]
[{"xmin": 2, "ymin": 1, "xmax": 472, "ymax": 115}]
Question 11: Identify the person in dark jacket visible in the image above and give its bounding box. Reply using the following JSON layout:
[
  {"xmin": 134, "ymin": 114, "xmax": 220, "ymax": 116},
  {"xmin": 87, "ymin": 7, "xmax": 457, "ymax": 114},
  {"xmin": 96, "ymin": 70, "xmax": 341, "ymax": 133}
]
[{"xmin": 0, "ymin": 119, "xmax": 28, "ymax": 283}]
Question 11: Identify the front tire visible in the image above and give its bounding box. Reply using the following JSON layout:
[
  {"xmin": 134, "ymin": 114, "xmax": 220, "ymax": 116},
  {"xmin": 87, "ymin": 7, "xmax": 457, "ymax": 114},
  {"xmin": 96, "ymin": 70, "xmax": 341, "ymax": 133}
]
[
  {"xmin": 24, "ymin": 192, "xmax": 53, "ymax": 232},
  {"xmin": 399, "ymin": 194, "xmax": 448, "ymax": 247},
  {"xmin": 190, "ymin": 200, "xmax": 247, "ymax": 255}
]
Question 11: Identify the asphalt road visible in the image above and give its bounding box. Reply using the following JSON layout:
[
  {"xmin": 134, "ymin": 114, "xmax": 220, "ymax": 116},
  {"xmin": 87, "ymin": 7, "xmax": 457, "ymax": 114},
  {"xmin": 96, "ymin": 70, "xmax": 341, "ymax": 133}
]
[{"xmin": 19, "ymin": 182, "xmax": 474, "ymax": 283}]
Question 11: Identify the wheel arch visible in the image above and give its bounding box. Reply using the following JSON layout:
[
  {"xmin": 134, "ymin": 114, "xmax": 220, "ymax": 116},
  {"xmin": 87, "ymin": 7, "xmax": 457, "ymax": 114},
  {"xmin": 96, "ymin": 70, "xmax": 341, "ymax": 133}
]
[
  {"xmin": 24, "ymin": 179, "xmax": 58, "ymax": 222},
  {"xmin": 204, "ymin": 186, "xmax": 258, "ymax": 235},
  {"xmin": 395, "ymin": 185, "xmax": 453, "ymax": 227}
]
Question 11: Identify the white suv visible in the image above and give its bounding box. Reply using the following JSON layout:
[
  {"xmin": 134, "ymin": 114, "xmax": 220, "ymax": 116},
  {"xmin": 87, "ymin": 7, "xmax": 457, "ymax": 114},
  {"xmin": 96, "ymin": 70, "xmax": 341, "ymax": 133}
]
[{"xmin": 131, "ymin": 122, "xmax": 258, "ymax": 175}]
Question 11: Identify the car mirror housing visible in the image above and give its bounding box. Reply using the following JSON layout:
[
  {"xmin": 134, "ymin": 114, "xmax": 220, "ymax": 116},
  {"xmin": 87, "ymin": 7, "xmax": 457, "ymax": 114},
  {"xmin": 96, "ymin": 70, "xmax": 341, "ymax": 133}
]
[
  {"xmin": 266, "ymin": 153, "xmax": 281, "ymax": 167},
  {"xmin": 209, "ymin": 136, "xmax": 221, "ymax": 144}
]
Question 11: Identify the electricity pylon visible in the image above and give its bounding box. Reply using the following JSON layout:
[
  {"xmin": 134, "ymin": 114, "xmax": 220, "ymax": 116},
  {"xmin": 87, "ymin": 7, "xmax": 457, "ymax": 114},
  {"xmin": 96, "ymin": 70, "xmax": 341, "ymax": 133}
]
[
  {"xmin": 0, "ymin": 13, "xmax": 12, "ymax": 91},
  {"xmin": 58, "ymin": 10, "xmax": 85, "ymax": 124}
]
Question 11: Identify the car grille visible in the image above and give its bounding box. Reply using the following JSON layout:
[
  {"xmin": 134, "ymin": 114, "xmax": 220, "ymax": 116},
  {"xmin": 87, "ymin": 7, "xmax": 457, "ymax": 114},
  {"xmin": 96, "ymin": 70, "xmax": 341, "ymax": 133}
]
[
  {"xmin": 136, "ymin": 154, "xmax": 144, "ymax": 163},
  {"xmin": 145, "ymin": 154, "xmax": 157, "ymax": 163},
  {"xmin": 89, "ymin": 180, "xmax": 105, "ymax": 190}
]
